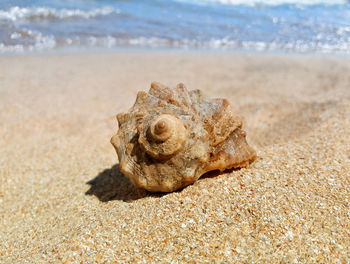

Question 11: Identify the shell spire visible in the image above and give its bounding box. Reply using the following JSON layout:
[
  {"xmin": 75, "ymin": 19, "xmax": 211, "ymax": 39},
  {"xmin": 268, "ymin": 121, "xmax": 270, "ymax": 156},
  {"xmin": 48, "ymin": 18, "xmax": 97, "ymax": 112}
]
[{"xmin": 139, "ymin": 114, "xmax": 187, "ymax": 160}]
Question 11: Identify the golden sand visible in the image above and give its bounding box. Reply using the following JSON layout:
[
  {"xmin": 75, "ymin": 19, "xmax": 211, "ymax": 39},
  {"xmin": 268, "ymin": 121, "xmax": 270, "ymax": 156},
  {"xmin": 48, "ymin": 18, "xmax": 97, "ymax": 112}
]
[{"xmin": 0, "ymin": 52, "xmax": 349, "ymax": 263}]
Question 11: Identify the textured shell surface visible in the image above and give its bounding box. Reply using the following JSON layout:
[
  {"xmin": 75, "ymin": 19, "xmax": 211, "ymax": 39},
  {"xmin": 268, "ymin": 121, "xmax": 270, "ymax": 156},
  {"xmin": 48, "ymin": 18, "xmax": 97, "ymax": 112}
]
[{"xmin": 111, "ymin": 82, "xmax": 256, "ymax": 192}]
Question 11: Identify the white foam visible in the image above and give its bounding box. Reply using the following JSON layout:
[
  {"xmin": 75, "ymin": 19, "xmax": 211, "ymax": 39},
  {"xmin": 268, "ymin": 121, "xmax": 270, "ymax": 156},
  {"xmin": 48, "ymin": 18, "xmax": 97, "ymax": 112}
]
[
  {"xmin": 1, "ymin": 34, "xmax": 350, "ymax": 54},
  {"xmin": 177, "ymin": 0, "xmax": 348, "ymax": 6},
  {"xmin": 0, "ymin": 28, "xmax": 56, "ymax": 53},
  {"xmin": 10, "ymin": 32, "xmax": 21, "ymax": 39},
  {"xmin": 0, "ymin": 6, "xmax": 119, "ymax": 22}
]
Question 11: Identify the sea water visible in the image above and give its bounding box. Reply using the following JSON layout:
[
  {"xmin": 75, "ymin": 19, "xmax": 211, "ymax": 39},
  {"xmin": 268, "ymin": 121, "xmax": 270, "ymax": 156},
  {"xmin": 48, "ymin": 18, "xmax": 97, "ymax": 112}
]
[{"xmin": 0, "ymin": 0, "xmax": 350, "ymax": 53}]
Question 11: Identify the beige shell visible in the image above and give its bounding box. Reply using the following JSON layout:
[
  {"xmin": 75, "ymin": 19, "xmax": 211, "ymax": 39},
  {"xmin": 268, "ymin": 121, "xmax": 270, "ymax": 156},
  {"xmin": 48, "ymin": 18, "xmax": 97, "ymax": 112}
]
[{"xmin": 111, "ymin": 82, "xmax": 256, "ymax": 192}]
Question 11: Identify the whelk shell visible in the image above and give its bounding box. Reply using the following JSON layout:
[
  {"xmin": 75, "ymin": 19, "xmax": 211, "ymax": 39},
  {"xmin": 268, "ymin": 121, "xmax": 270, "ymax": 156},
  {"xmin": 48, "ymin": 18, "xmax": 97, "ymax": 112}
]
[{"xmin": 111, "ymin": 82, "xmax": 256, "ymax": 192}]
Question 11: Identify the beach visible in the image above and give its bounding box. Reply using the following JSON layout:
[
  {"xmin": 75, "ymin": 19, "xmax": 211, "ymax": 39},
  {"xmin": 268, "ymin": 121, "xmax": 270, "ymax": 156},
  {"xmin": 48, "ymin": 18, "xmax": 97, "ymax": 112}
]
[{"xmin": 0, "ymin": 52, "xmax": 349, "ymax": 263}]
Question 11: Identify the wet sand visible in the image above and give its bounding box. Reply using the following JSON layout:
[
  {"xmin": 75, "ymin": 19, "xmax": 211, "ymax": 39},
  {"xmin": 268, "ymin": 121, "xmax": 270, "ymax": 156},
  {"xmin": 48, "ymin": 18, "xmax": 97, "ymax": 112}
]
[{"xmin": 0, "ymin": 52, "xmax": 349, "ymax": 263}]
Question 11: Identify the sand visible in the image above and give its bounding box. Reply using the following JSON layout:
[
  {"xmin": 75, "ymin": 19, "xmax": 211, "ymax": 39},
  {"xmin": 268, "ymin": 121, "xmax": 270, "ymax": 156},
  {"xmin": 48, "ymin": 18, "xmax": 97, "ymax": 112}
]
[{"xmin": 0, "ymin": 52, "xmax": 349, "ymax": 263}]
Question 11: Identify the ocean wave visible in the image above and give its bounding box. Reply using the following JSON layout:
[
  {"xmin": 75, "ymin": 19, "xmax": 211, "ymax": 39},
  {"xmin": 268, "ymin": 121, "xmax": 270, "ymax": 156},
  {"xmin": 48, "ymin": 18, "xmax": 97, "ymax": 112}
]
[
  {"xmin": 1, "ymin": 34, "xmax": 350, "ymax": 54},
  {"xmin": 177, "ymin": 0, "xmax": 348, "ymax": 6},
  {"xmin": 0, "ymin": 6, "xmax": 120, "ymax": 22},
  {"xmin": 0, "ymin": 28, "xmax": 56, "ymax": 52}
]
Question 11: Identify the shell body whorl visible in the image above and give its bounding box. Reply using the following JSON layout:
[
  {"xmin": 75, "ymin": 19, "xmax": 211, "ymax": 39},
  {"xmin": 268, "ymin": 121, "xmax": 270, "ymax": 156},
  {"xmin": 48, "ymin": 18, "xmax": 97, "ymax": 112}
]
[{"xmin": 111, "ymin": 82, "xmax": 256, "ymax": 192}]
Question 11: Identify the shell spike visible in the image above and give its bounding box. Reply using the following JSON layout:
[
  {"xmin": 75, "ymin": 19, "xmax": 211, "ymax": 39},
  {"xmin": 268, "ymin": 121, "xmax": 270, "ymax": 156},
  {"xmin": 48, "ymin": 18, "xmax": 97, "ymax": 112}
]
[{"xmin": 117, "ymin": 113, "xmax": 127, "ymax": 127}]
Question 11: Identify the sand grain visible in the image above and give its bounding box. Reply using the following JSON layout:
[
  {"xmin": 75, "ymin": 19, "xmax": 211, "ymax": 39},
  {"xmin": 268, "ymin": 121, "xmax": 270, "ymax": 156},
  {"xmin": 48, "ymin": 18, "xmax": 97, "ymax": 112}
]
[{"xmin": 0, "ymin": 52, "xmax": 349, "ymax": 263}]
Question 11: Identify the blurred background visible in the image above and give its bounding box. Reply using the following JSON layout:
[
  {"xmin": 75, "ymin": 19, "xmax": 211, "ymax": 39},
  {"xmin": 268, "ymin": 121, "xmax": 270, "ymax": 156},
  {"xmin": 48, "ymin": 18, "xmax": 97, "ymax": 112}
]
[{"xmin": 1, "ymin": 0, "xmax": 350, "ymax": 54}]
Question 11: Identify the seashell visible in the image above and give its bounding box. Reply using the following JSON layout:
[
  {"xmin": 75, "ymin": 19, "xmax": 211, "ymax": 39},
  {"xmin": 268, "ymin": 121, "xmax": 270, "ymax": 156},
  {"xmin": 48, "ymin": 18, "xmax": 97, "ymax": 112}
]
[{"xmin": 111, "ymin": 82, "xmax": 256, "ymax": 192}]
